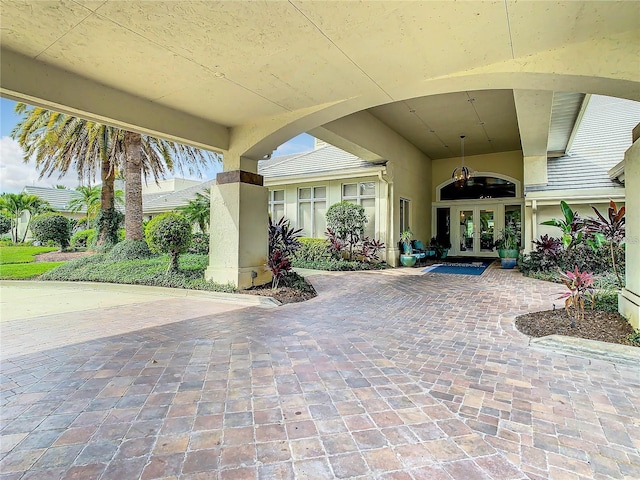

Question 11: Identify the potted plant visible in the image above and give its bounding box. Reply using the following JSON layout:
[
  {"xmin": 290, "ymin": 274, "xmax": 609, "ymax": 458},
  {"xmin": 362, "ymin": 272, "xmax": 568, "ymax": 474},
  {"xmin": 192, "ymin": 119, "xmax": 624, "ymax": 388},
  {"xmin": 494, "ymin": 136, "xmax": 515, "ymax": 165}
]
[
  {"xmin": 429, "ymin": 237, "xmax": 449, "ymax": 259},
  {"xmin": 494, "ymin": 226, "xmax": 519, "ymax": 269},
  {"xmin": 399, "ymin": 229, "xmax": 417, "ymax": 267}
]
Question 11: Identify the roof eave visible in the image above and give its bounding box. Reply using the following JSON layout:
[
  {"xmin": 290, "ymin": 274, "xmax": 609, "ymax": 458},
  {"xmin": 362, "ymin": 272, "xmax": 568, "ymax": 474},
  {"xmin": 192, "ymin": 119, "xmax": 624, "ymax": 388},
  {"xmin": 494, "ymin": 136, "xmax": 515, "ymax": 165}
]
[{"xmin": 263, "ymin": 165, "xmax": 386, "ymax": 186}]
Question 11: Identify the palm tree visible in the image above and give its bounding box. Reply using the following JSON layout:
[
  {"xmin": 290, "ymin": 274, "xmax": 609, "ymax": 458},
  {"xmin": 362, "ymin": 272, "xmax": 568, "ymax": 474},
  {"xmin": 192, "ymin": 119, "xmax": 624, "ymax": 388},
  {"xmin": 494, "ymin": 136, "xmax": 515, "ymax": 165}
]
[
  {"xmin": 177, "ymin": 191, "xmax": 211, "ymax": 232},
  {"xmin": 68, "ymin": 185, "xmax": 101, "ymax": 218},
  {"xmin": 12, "ymin": 103, "xmax": 219, "ymax": 243},
  {"xmin": 12, "ymin": 105, "xmax": 121, "ymax": 244},
  {"xmin": 0, "ymin": 192, "xmax": 51, "ymax": 243}
]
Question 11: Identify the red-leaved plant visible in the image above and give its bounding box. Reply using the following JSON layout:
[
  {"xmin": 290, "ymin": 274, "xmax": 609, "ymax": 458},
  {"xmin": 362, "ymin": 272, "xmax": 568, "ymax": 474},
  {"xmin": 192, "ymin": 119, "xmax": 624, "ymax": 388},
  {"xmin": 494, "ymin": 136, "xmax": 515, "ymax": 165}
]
[
  {"xmin": 268, "ymin": 216, "xmax": 302, "ymax": 289},
  {"xmin": 557, "ymin": 266, "xmax": 596, "ymax": 328}
]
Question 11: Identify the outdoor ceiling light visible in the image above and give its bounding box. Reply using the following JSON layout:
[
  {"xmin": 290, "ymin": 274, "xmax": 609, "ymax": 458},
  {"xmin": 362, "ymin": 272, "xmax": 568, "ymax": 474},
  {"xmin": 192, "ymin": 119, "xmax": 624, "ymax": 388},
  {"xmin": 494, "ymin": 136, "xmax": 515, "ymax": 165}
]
[{"xmin": 451, "ymin": 135, "xmax": 474, "ymax": 185}]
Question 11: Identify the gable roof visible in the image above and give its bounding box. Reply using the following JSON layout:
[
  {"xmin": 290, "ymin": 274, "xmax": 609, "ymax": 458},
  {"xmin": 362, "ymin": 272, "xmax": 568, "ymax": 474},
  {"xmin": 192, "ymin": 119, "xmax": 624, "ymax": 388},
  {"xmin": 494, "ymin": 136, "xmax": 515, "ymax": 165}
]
[
  {"xmin": 143, "ymin": 178, "xmax": 216, "ymax": 213},
  {"xmin": 527, "ymin": 95, "xmax": 640, "ymax": 193},
  {"xmin": 258, "ymin": 145, "xmax": 383, "ymax": 179},
  {"xmin": 22, "ymin": 186, "xmax": 82, "ymax": 212}
]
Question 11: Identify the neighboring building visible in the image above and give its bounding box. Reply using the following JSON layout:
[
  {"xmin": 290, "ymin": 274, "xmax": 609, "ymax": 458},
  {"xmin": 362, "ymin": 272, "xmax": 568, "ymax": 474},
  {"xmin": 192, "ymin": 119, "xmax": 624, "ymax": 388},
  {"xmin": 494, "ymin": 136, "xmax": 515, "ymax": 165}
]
[{"xmin": 17, "ymin": 178, "xmax": 215, "ymax": 237}]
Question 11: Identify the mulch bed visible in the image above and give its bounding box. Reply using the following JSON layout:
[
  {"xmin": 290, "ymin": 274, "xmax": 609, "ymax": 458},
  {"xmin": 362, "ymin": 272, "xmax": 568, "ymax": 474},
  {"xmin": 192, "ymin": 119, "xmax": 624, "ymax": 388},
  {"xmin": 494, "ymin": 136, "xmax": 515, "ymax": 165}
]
[
  {"xmin": 516, "ymin": 309, "xmax": 637, "ymax": 347},
  {"xmin": 243, "ymin": 285, "xmax": 317, "ymax": 304},
  {"xmin": 34, "ymin": 251, "xmax": 93, "ymax": 262}
]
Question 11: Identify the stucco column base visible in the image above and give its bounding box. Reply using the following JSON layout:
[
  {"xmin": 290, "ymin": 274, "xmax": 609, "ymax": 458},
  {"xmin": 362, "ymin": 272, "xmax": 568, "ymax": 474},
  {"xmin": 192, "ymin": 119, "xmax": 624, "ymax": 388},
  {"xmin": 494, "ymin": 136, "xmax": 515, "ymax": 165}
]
[
  {"xmin": 619, "ymin": 289, "xmax": 640, "ymax": 330},
  {"xmin": 205, "ymin": 177, "xmax": 272, "ymax": 290}
]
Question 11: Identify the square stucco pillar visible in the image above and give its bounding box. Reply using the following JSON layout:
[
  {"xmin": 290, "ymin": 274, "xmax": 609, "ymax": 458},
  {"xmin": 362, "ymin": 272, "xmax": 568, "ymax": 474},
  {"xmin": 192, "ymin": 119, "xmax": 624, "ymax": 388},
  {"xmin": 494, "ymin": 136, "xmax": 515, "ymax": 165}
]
[
  {"xmin": 205, "ymin": 169, "xmax": 272, "ymax": 289},
  {"xmin": 620, "ymin": 138, "xmax": 640, "ymax": 329}
]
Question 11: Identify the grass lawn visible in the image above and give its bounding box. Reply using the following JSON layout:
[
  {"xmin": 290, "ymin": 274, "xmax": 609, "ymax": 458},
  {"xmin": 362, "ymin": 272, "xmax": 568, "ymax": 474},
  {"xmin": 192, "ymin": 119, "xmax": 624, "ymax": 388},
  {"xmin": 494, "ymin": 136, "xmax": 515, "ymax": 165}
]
[
  {"xmin": 0, "ymin": 246, "xmax": 58, "ymax": 264},
  {"xmin": 0, "ymin": 262, "xmax": 65, "ymax": 279},
  {"xmin": 0, "ymin": 245, "xmax": 61, "ymax": 279}
]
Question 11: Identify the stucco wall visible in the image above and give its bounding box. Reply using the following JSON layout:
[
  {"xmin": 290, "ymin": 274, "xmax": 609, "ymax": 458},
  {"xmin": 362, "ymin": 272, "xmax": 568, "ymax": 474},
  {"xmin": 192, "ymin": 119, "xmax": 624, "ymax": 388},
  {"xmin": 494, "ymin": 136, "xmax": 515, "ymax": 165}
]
[
  {"xmin": 431, "ymin": 150, "xmax": 524, "ymax": 202},
  {"xmin": 390, "ymin": 156, "xmax": 432, "ymax": 254}
]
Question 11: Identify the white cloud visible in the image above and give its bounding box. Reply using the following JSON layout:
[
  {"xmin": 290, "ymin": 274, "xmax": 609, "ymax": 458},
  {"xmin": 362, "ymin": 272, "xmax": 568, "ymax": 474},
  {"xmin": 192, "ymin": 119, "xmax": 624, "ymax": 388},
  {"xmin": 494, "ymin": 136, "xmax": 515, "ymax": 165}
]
[{"xmin": 0, "ymin": 136, "xmax": 80, "ymax": 193}]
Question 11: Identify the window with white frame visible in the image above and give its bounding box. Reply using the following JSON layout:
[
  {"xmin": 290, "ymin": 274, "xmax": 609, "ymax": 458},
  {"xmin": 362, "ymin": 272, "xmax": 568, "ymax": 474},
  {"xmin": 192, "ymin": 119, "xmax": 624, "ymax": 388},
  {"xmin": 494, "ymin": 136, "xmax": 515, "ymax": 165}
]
[
  {"xmin": 269, "ymin": 190, "xmax": 285, "ymax": 220},
  {"xmin": 297, "ymin": 186, "xmax": 326, "ymax": 237},
  {"xmin": 342, "ymin": 182, "xmax": 376, "ymax": 238},
  {"xmin": 400, "ymin": 198, "xmax": 411, "ymax": 235}
]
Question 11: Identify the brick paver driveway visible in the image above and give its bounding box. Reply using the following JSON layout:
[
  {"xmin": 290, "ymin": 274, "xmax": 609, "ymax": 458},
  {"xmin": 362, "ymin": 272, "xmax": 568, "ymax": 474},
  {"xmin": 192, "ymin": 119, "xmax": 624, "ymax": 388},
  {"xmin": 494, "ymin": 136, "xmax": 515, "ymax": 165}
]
[{"xmin": 1, "ymin": 268, "xmax": 638, "ymax": 479}]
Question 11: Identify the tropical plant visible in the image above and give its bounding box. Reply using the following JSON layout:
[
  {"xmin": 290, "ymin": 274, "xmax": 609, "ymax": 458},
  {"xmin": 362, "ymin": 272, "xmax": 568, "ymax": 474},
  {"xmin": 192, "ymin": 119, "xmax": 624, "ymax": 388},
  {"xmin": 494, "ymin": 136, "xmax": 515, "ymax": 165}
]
[
  {"xmin": 557, "ymin": 267, "xmax": 596, "ymax": 328},
  {"xmin": 493, "ymin": 226, "xmax": 519, "ymax": 251},
  {"xmin": 584, "ymin": 200, "xmax": 625, "ymax": 288},
  {"xmin": 268, "ymin": 216, "xmax": 302, "ymax": 289},
  {"xmin": 325, "ymin": 228, "xmax": 346, "ymax": 259},
  {"xmin": 68, "ymin": 185, "xmax": 101, "ymax": 218},
  {"xmin": 326, "ymin": 201, "xmax": 368, "ymax": 261},
  {"xmin": 357, "ymin": 237, "xmax": 385, "ymax": 263},
  {"xmin": 0, "ymin": 192, "xmax": 52, "ymax": 243},
  {"xmin": 533, "ymin": 234, "xmax": 562, "ymax": 258},
  {"xmin": 400, "ymin": 229, "xmax": 413, "ymax": 254},
  {"xmin": 177, "ymin": 191, "xmax": 211, "ymax": 232},
  {"xmin": 29, "ymin": 213, "xmax": 71, "ymax": 250},
  {"xmin": 11, "ymin": 103, "xmax": 219, "ymax": 244},
  {"xmin": 541, "ymin": 200, "xmax": 584, "ymax": 249},
  {"xmin": 145, "ymin": 213, "xmax": 192, "ymax": 273}
]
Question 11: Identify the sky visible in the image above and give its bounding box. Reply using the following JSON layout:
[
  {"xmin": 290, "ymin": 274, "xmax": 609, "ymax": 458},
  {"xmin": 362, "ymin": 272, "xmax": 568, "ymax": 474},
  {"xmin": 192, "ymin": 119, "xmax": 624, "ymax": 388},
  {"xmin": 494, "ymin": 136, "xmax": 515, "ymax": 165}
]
[{"xmin": 0, "ymin": 97, "xmax": 315, "ymax": 193}]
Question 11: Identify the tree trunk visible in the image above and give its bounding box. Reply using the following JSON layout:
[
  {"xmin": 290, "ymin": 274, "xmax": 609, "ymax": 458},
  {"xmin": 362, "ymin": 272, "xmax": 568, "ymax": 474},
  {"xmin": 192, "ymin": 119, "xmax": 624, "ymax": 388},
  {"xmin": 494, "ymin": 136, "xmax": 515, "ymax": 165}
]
[
  {"xmin": 124, "ymin": 131, "xmax": 143, "ymax": 241},
  {"xmin": 97, "ymin": 158, "xmax": 116, "ymax": 246}
]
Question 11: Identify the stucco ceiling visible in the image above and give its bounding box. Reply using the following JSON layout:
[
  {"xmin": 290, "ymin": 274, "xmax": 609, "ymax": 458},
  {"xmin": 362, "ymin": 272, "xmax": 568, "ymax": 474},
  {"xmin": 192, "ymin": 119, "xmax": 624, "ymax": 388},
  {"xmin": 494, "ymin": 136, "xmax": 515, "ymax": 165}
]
[
  {"xmin": 1, "ymin": 1, "xmax": 638, "ymax": 158},
  {"xmin": 368, "ymin": 90, "xmax": 521, "ymax": 159}
]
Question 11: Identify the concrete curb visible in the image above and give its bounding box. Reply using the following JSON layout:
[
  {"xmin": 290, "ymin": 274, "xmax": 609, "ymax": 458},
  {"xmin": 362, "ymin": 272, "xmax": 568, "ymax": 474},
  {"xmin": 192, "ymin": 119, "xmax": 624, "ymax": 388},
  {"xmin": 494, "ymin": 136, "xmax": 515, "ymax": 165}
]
[
  {"xmin": 530, "ymin": 334, "xmax": 640, "ymax": 366},
  {"xmin": 0, "ymin": 280, "xmax": 281, "ymax": 308}
]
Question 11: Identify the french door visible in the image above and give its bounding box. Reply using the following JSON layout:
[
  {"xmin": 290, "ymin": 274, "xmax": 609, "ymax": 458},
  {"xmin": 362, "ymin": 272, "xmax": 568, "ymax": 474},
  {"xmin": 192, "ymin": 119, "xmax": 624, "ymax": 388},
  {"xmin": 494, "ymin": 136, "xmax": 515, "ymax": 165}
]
[{"xmin": 455, "ymin": 205, "xmax": 496, "ymax": 256}]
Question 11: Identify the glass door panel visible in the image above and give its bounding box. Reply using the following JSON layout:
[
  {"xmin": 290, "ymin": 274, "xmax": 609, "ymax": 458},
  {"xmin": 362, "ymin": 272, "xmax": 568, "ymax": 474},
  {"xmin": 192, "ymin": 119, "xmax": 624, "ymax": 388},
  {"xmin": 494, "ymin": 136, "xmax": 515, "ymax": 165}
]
[
  {"xmin": 436, "ymin": 208, "xmax": 451, "ymax": 249},
  {"xmin": 505, "ymin": 205, "xmax": 522, "ymax": 249},
  {"xmin": 459, "ymin": 209, "xmax": 474, "ymax": 253},
  {"xmin": 479, "ymin": 209, "xmax": 495, "ymax": 252}
]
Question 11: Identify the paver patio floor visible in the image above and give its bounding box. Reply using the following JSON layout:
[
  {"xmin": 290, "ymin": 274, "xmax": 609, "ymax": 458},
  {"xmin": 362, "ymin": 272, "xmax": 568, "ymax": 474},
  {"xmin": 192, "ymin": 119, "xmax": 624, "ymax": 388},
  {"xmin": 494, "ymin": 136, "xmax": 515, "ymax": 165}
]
[{"xmin": 1, "ymin": 267, "xmax": 639, "ymax": 479}]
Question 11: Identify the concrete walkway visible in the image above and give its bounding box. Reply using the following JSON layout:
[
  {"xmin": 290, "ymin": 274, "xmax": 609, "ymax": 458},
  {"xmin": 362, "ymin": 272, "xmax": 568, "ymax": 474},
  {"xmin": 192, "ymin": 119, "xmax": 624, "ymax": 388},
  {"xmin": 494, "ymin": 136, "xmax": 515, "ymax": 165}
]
[{"xmin": 1, "ymin": 269, "xmax": 638, "ymax": 479}]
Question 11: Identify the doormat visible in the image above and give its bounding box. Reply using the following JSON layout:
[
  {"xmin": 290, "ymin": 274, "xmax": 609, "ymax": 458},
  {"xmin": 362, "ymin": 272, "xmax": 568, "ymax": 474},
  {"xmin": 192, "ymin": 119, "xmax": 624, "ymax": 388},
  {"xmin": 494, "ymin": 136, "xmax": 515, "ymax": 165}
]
[{"xmin": 423, "ymin": 261, "xmax": 492, "ymax": 275}]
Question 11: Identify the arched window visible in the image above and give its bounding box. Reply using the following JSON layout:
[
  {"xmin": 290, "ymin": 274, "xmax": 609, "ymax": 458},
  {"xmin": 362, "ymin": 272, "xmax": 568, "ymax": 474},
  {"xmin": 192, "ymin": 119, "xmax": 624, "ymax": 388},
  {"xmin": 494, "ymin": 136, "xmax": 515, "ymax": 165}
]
[{"xmin": 438, "ymin": 174, "xmax": 519, "ymax": 201}]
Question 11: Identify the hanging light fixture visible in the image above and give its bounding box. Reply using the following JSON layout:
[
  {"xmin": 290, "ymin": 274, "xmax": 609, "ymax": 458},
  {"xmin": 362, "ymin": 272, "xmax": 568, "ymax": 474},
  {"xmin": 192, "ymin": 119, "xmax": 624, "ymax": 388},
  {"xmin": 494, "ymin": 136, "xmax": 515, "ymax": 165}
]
[{"xmin": 451, "ymin": 135, "xmax": 474, "ymax": 185}]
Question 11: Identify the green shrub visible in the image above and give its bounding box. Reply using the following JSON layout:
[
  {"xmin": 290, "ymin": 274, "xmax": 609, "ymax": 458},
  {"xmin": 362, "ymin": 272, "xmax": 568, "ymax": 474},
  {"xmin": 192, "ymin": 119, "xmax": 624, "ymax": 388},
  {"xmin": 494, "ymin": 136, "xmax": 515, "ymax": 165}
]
[
  {"xmin": 188, "ymin": 232, "xmax": 209, "ymax": 255},
  {"xmin": 326, "ymin": 201, "xmax": 367, "ymax": 260},
  {"xmin": 145, "ymin": 213, "xmax": 192, "ymax": 273},
  {"xmin": 292, "ymin": 237, "xmax": 331, "ymax": 262},
  {"xmin": 593, "ymin": 289, "xmax": 619, "ymax": 312},
  {"xmin": 71, "ymin": 229, "xmax": 96, "ymax": 248},
  {"xmin": 29, "ymin": 213, "xmax": 71, "ymax": 249},
  {"xmin": 108, "ymin": 239, "xmax": 152, "ymax": 262},
  {"xmin": 0, "ymin": 213, "xmax": 11, "ymax": 236}
]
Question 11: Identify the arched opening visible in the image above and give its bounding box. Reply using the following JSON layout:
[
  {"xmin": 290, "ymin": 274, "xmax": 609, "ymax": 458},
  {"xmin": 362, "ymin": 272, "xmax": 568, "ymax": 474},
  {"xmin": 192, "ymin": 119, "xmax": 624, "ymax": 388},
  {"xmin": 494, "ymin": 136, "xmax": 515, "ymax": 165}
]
[{"xmin": 433, "ymin": 173, "xmax": 523, "ymax": 257}]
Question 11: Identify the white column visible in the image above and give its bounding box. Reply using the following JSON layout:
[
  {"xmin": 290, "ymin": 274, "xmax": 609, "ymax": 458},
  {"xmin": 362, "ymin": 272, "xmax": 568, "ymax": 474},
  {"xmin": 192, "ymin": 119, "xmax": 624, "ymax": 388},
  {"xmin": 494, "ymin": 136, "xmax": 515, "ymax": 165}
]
[
  {"xmin": 620, "ymin": 136, "xmax": 640, "ymax": 329},
  {"xmin": 205, "ymin": 154, "xmax": 272, "ymax": 289}
]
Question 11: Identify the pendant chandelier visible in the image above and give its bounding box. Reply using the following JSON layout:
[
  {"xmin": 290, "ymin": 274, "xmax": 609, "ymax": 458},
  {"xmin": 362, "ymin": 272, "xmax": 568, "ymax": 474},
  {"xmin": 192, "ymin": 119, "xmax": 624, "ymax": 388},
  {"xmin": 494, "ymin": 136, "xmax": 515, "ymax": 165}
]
[{"xmin": 451, "ymin": 135, "xmax": 474, "ymax": 184}]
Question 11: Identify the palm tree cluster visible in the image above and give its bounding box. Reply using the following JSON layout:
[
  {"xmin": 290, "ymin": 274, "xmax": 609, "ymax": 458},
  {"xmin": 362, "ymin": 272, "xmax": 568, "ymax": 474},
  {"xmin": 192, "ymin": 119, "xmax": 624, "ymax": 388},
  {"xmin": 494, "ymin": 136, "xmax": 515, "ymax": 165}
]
[
  {"xmin": 0, "ymin": 192, "xmax": 52, "ymax": 243},
  {"xmin": 11, "ymin": 103, "xmax": 219, "ymax": 245}
]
